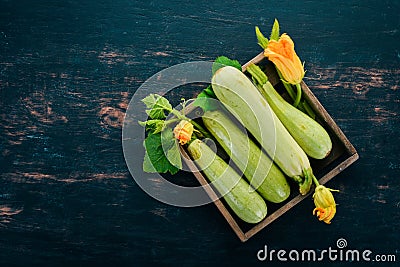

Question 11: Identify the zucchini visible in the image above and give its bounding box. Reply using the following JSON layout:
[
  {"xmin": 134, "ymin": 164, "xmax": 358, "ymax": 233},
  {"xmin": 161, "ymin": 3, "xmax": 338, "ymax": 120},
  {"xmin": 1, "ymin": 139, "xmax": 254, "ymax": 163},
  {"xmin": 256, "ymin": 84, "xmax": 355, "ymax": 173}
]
[
  {"xmin": 187, "ymin": 139, "xmax": 267, "ymax": 224},
  {"xmin": 202, "ymin": 109, "xmax": 290, "ymax": 203},
  {"xmin": 212, "ymin": 66, "xmax": 313, "ymax": 195},
  {"xmin": 247, "ymin": 64, "xmax": 332, "ymax": 159}
]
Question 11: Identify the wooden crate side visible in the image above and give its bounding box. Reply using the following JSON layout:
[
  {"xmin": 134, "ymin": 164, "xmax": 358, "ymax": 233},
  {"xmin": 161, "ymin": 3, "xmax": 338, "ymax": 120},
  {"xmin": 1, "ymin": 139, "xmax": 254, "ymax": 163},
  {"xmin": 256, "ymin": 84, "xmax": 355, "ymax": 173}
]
[{"xmin": 300, "ymin": 81, "xmax": 357, "ymax": 155}]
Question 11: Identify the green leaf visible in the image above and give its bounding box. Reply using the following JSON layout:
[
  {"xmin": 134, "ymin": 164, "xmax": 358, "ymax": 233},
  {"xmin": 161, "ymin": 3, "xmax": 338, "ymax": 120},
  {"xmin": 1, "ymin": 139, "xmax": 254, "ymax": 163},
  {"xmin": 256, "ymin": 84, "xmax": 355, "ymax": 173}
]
[
  {"xmin": 166, "ymin": 140, "xmax": 182, "ymax": 170},
  {"xmin": 212, "ymin": 56, "xmax": 242, "ymax": 75},
  {"xmin": 161, "ymin": 127, "xmax": 176, "ymax": 151},
  {"xmin": 203, "ymin": 85, "xmax": 216, "ymax": 98},
  {"xmin": 192, "ymin": 97, "xmax": 218, "ymax": 112},
  {"xmin": 143, "ymin": 132, "xmax": 179, "ymax": 174},
  {"xmin": 192, "ymin": 85, "xmax": 219, "ymax": 112},
  {"xmin": 143, "ymin": 150, "xmax": 157, "ymax": 172},
  {"xmin": 198, "ymin": 87, "xmax": 211, "ymax": 98},
  {"xmin": 161, "ymin": 128, "xmax": 183, "ymax": 171},
  {"xmin": 139, "ymin": 119, "xmax": 165, "ymax": 133},
  {"xmin": 142, "ymin": 94, "xmax": 172, "ymax": 119},
  {"xmin": 255, "ymin": 26, "xmax": 269, "ymax": 49},
  {"xmin": 270, "ymin": 19, "xmax": 280, "ymax": 41}
]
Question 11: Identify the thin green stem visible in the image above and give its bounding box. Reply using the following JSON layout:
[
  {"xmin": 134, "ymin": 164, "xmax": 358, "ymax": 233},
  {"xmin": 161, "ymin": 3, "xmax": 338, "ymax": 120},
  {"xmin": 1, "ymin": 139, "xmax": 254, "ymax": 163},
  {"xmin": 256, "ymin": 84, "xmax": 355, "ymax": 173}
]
[
  {"xmin": 296, "ymin": 102, "xmax": 307, "ymax": 114},
  {"xmin": 312, "ymin": 174, "xmax": 320, "ymax": 187},
  {"xmin": 190, "ymin": 120, "xmax": 213, "ymax": 139},
  {"xmin": 277, "ymin": 69, "xmax": 296, "ymax": 101},
  {"xmin": 276, "ymin": 68, "xmax": 316, "ymax": 119},
  {"xmin": 293, "ymin": 83, "xmax": 302, "ymax": 107},
  {"xmin": 163, "ymin": 118, "xmax": 181, "ymax": 126},
  {"xmin": 169, "ymin": 109, "xmax": 212, "ymax": 139},
  {"xmin": 249, "ymin": 64, "xmax": 309, "ymax": 117},
  {"xmin": 186, "ymin": 132, "xmax": 199, "ymax": 146},
  {"xmin": 302, "ymin": 100, "xmax": 316, "ymax": 119},
  {"xmin": 170, "ymin": 109, "xmax": 186, "ymax": 120},
  {"xmin": 285, "ymin": 84, "xmax": 297, "ymax": 102},
  {"xmin": 248, "ymin": 64, "xmax": 314, "ymax": 121}
]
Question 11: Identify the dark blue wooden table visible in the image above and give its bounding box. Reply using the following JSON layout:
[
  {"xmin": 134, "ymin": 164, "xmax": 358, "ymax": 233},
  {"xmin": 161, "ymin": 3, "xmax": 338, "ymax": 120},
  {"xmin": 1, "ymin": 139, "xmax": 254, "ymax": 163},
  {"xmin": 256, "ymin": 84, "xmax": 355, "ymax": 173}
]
[{"xmin": 0, "ymin": 0, "xmax": 399, "ymax": 266}]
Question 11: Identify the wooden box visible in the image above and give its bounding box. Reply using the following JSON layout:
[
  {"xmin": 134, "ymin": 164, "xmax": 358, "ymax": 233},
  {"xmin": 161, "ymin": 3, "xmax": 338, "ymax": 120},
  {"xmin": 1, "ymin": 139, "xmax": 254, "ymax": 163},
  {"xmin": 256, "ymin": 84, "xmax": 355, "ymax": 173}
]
[{"xmin": 180, "ymin": 52, "xmax": 359, "ymax": 242}]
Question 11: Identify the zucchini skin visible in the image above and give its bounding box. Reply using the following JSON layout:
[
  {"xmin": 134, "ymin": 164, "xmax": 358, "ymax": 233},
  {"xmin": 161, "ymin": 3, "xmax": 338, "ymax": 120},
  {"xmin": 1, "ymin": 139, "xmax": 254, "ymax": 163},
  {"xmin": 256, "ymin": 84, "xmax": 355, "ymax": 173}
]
[
  {"xmin": 202, "ymin": 110, "xmax": 290, "ymax": 203},
  {"xmin": 260, "ymin": 82, "xmax": 332, "ymax": 159},
  {"xmin": 212, "ymin": 66, "xmax": 313, "ymax": 194},
  {"xmin": 187, "ymin": 139, "xmax": 267, "ymax": 224}
]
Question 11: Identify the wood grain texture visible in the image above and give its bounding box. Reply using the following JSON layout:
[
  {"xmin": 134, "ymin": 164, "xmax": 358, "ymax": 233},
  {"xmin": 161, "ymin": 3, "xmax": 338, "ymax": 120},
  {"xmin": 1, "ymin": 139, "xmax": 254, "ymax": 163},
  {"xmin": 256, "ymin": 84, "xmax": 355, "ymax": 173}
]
[{"xmin": 0, "ymin": 0, "xmax": 399, "ymax": 266}]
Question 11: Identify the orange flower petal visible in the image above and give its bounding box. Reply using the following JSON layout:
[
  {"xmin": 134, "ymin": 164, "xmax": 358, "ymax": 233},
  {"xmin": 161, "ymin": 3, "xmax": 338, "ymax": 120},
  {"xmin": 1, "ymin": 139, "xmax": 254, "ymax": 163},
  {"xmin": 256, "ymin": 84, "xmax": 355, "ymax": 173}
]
[
  {"xmin": 313, "ymin": 206, "xmax": 335, "ymax": 224},
  {"xmin": 173, "ymin": 120, "xmax": 194, "ymax": 145},
  {"xmin": 264, "ymin": 33, "xmax": 304, "ymax": 84}
]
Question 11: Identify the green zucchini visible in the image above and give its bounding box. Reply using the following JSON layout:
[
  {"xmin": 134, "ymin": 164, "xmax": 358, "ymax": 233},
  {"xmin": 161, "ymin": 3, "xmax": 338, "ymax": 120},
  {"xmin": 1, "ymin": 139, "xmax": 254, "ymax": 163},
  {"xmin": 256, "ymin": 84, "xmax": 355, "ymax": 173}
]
[
  {"xmin": 247, "ymin": 64, "xmax": 332, "ymax": 159},
  {"xmin": 187, "ymin": 139, "xmax": 267, "ymax": 224},
  {"xmin": 212, "ymin": 66, "xmax": 313, "ymax": 195},
  {"xmin": 202, "ymin": 109, "xmax": 290, "ymax": 203}
]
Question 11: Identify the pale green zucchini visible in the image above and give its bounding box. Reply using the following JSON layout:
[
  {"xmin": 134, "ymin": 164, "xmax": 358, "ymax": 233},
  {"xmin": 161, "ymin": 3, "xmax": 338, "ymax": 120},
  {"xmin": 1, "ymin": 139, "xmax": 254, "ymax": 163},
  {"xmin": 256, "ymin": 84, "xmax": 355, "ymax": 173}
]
[
  {"xmin": 202, "ymin": 110, "xmax": 290, "ymax": 203},
  {"xmin": 212, "ymin": 66, "xmax": 313, "ymax": 195},
  {"xmin": 247, "ymin": 64, "xmax": 332, "ymax": 159},
  {"xmin": 187, "ymin": 139, "xmax": 267, "ymax": 223}
]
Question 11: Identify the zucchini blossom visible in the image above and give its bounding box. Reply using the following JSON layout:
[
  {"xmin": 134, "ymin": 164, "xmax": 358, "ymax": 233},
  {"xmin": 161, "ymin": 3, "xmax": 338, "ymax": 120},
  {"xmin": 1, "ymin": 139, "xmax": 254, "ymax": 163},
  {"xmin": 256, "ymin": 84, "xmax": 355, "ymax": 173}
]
[
  {"xmin": 312, "ymin": 185, "xmax": 339, "ymax": 224},
  {"xmin": 264, "ymin": 33, "xmax": 305, "ymax": 85},
  {"xmin": 173, "ymin": 120, "xmax": 194, "ymax": 145}
]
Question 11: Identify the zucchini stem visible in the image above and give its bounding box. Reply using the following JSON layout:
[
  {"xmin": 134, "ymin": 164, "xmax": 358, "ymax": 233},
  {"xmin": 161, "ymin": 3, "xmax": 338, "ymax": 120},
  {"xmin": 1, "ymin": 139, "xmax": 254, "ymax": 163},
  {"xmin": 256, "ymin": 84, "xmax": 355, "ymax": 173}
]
[
  {"xmin": 311, "ymin": 174, "xmax": 340, "ymax": 197},
  {"xmin": 277, "ymin": 69, "xmax": 296, "ymax": 101},
  {"xmin": 302, "ymin": 100, "xmax": 316, "ymax": 119},
  {"xmin": 312, "ymin": 174, "xmax": 320, "ymax": 187},
  {"xmin": 163, "ymin": 118, "xmax": 181, "ymax": 126},
  {"xmin": 294, "ymin": 83, "xmax": 302, "ymax": 107},
  {"xmin": 170, "ymin": 109, "xmax": 186, "ymax": 120},
  {"xmin": 247, "ymin": 63, "xmax": 268, "ymax": 85},
  {"xmin": 277, "ymin": 69, "xmax": 316, "ymax": 119},
  {"xmin": 299, "ymin": 168, "xmax": 313, "ymax": 195},
  {"xmin": 170, "ymin": 109, "xmax": 213, "ymax": 139},
  {"xmin": 190, "ymin": 120, "xmax": 213, "ymax": 139}
]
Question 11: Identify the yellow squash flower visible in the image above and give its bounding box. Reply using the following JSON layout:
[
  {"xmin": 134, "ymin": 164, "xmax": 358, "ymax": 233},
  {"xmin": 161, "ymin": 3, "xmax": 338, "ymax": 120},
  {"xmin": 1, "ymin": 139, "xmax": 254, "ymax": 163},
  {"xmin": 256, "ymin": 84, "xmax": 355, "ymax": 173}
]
[
  {"xmin": 173, "ymin": 120, "xmax": 194, "ymax": 145},
  {"xmin": 312, "ymin": 185, "xmax": 339, "ymax": 224},
  {"xmin": 264, "ymin": 33, "xmax": 305, "ymax": 85}
]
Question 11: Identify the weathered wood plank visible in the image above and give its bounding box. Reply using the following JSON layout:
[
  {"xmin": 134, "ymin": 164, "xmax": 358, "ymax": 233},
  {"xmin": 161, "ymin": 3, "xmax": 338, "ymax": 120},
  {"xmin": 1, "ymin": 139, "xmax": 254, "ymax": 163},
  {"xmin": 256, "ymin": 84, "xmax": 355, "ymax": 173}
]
[{"xmin": 0, "ymin": 0, "xmax": 399, "ymax": 265}]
